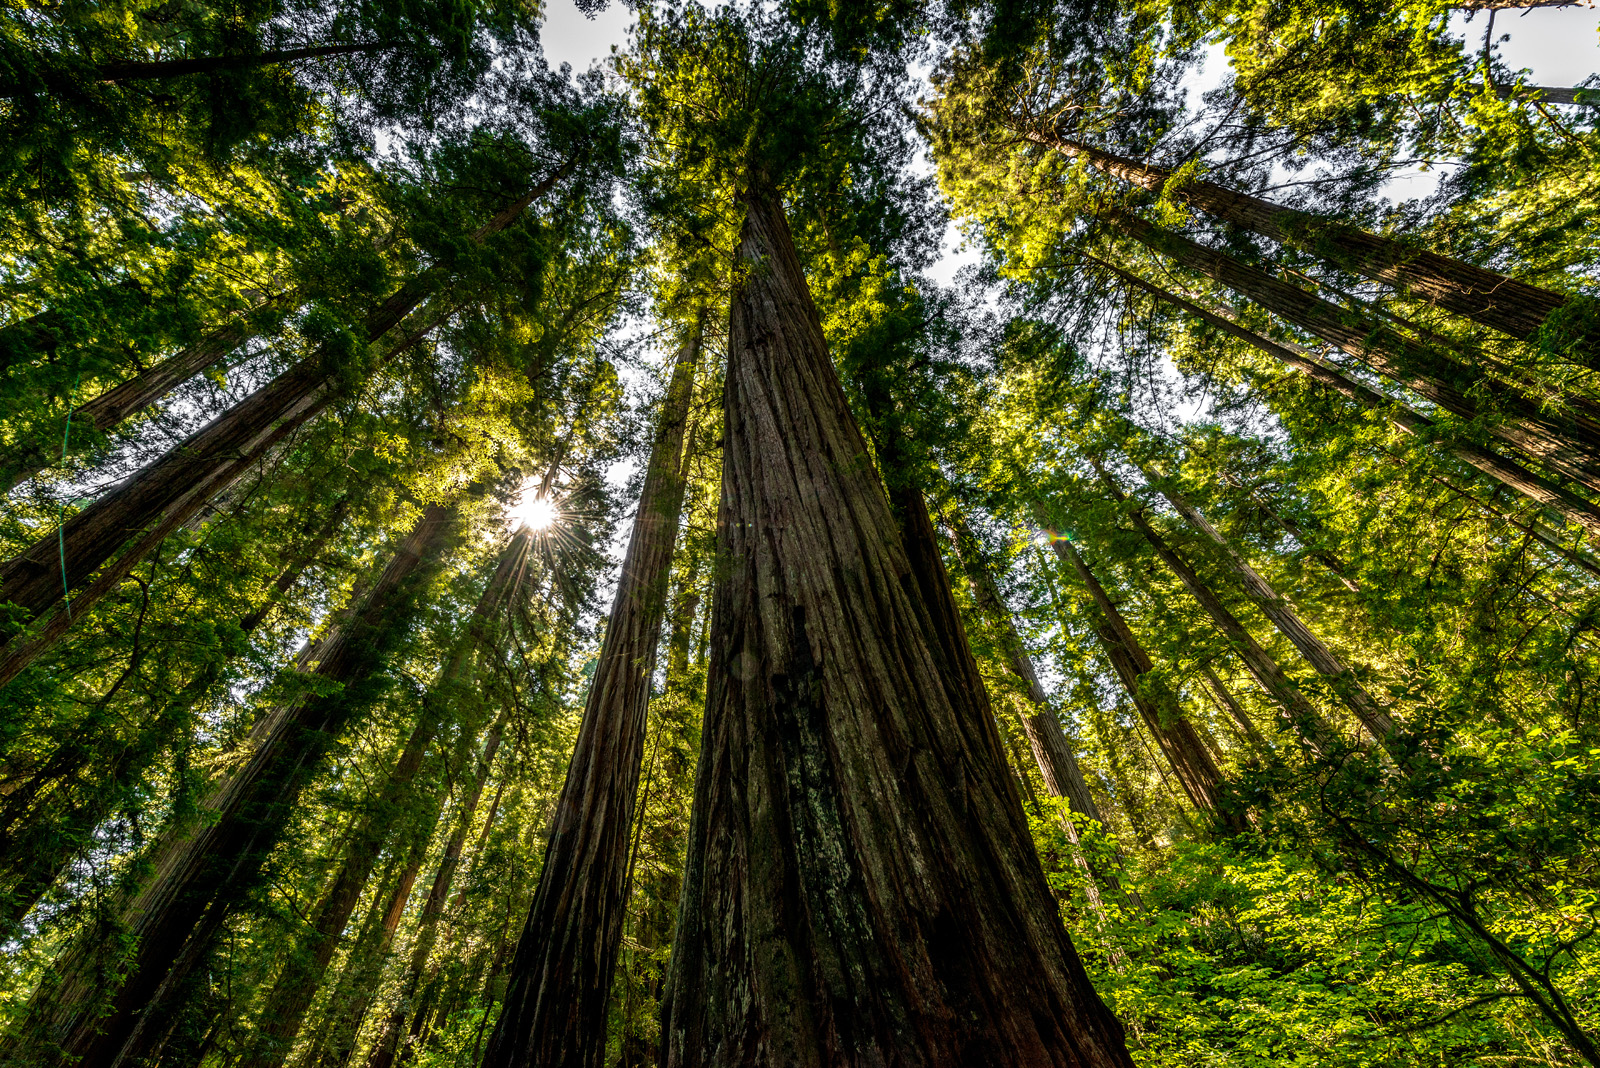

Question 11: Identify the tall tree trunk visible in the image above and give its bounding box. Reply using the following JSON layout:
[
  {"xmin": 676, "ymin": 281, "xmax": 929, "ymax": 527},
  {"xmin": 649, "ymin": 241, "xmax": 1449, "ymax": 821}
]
[
  {"xmin": 1046, "ymin": 535, "xmax": 1245, "ymax": 831},
  {"xmin": 1144, "ymin": 475, "xmax": 1398, "ymax": 746},
  {"xmin": 0, "ymin": 508, "xmax": 340, "ymax": 927},
  {"xmin": 240, "ymin": 531, "xmax": 531, "ymax": 1068},
  {"xmin": 658, "ymin": 180, "xmax": 1133, "ymax": 1068},
  {"xmin": 0, "ymin": 171, "xmax": 561, "ymax": 676},
  {"xmin": 0, "ymin": 303, "xmax": 281, "ymax": 493},
  {"xmin": 482, "ymin": 319, "xmax": 703, "ymax": 1068},
  {"xmin": 0, "ymin": 281, "xmax": 150, "ymax": 375},
  {"xmin": 94, "ymin": 42, "xmax": 399, "ymax": 83},
  {"xmin": 17, "ymin": 504, "xmax": 460, "ymax": 1068},
  {"xmin": 1199, "ymin": 665, "xmax": 1269, "ymax": 753},
  {"xmin": 1086, "ymin": 468, "xmax": 1345, "ymax": 755},
  {"xmin": 1094, "ymin": 255, "xmax": 1600, "ymax": 540},
  {"xmin": 1047, "ymin": 135, "xmax": 1576, "ymax": 345},
  {"xmin": 361, "ymin": 714, "xmax": 511, "ymax": 1068},
  {"xmin": 1103, "ymin": 210, "xmax": 1600, "ymax": 494}
]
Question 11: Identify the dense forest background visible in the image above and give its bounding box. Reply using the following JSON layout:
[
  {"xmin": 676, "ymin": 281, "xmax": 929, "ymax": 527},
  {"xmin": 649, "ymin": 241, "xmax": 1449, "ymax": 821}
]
[{"xmin": 2, "ymin": 0, "xmax": 1599, "ymax": 1065}]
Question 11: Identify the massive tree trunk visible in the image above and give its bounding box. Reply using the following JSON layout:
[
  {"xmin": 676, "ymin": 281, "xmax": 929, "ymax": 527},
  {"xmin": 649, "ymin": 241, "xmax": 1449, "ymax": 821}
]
[
  {"xmin": 482, "ymin": 320, "xmax": 702, "ymax": 1068},
  {"xmin": 1090, "ymin": 467, "xmax": 1345, "ymax": 755},
  {"xmin": 0, "ymin": 171, "xmax": 561, "ymax": 677},
  {"xmin": 240, "ymin": 531, "xmax": 531, "ymax": 1068},
  {"xmin": 658, "ymin": 180, "xmax": 1133, "ymax": 1068},
  {"xmin": 0, "ymin": 508, "xmax": 340, "ymax": 928},
  {"xmin": 1048, "ymin": 135, "xmax": 1576, "ymax": 346},
  {"xmin": 1094, "ymin": 255, "xmax": 1600, "ymax": 540},
  {"xmin": 0, "ymin": 303, "xmax": 282, "ymax": 493},
  {"xmin": 1105, "ymin": 211, "xmax": 1600, "ymax": 494},
  {"xmin": 360, "ymin": 712, "xmax": 511, "ymax": 1068},
  {"xmin": 16, "ymin": 504, "xmax": 460, "ymax": 1068},
  {"xmin": 1046, "ymin": 535, "xmax": 1244, "ymax": 831},
  {"xmin": 1145, "ymin": 476, "xmax": 1398, "ymax": 746}
]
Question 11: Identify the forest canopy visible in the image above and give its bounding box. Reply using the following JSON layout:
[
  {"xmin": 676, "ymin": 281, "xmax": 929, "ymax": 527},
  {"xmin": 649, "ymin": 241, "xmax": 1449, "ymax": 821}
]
[{"xmin": 1, "ymin": 0, "xmax": 1599, "ymax": 1066}]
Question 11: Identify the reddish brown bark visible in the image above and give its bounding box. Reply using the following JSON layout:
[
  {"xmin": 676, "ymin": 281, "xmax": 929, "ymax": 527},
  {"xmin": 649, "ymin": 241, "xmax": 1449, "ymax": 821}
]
[
  {"xmin": 1050, "ymin": 136, "xmax": 1574, "ymax": 344},
  {"xmin": 658, "ymin": 181, "xmax": 1133, "ymax": 1068},
  {"xmin": 1104, "ymin": 211, "xmax": 1600, "ymax": 494},
  {"xmin": 482, "ymin": 320, "xmax": 703, "ymax": 1068},
  {"xmin": 1048, "ymin": 536, "xmax": 1243, "ymax": 830},
  {"xmin": 1094, "ymin": 256, "xmax": 1600, "ymax": 540}
]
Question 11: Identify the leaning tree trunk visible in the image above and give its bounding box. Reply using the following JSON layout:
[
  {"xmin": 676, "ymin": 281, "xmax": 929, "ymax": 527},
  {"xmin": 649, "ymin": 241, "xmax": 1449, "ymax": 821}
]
[
  {"xmin": 482, "ymin": 319, "xmax": 703, "ymax": 1068},
  {"xmin": 1088, "ymin": 468, "xmax": 1345, "ymax": 755},
  {"xmin": 658, "ymin": 179, "xmax": 1134, "ymax": 1068},
  {"xmin": 1046, "ymin": 534, "xmax": 1244, "ymax": 831},
  {"xmin": 240, "ymin": 530, "xmax": 530, "ymax": 1068},
  {"xmin": 0, "ymin": 509, "xmax": 340, "ymax": 928},
  {"xmin": 1093, "ymin": 255, "xmax": 1600, "ymax": 540},
  {"xmin": 1144, "ymin": 474, "xmax": 1399, "ymax": 747},
  {"xmin": 1199, "ymin": 665, "xmax": 1269, "ymax": 753},
  {"xmin": 1047, "ymin": 135, "xmax": 1577, "ymax": 346},
  {"xmin": 1104, "ymin": 210, "xmax": 1600, "ymax": 494},
  {"xmin": 0, "ymin": 168, "xmax": 564, "ymax": 677},
  {"xmin": 17, "ymin": 503, "xmax": 460, "ymax": 1068},
  {"xmin": 0, "ymin": 300, "xmax": 286, "ymax": 492},
  {"xmin": 360, "ymin": 712, "xmax": 511, "ymax": 1068}
]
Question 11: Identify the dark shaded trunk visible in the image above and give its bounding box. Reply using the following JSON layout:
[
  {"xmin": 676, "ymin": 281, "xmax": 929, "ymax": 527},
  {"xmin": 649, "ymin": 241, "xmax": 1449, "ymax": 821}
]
[
  {"xmin": 1493, "ymin": 83, "xmax": 1595, "ymax": 106},
  {"xmin": 96, "ymin": 42, "xmax": 398, "ymax": 82},
  {"xmin": 1051, "ymin": 136, "xmax": 1576, "ymax": 345},
  {"xmin": 18, "ymin": 504, "xmax": 460, "ymax": 1068},
  {"xmin": 0, "ymin": 511, "xmax": 337, "ymax": 928},
  {"xmin": 1147, "ymin": 477, "xmax": 1398, "ymax": 747},
  {"xmin": 0, "ymin": 171, "xmax": 561, "ymax": 676},
  {"xmin": 0, "ymin": 306, "xmax": 278, "ymax": 493},
  {"xmin": 482, "ymin": 321, "xmax": 702, "ymax": 1068},
  {"xmin": 361, "ymin": 715, "xmax": 510, "ymax": 1068},
  {"xmin": 1047, "ymin": 536, "xmax": 1244, "ymax": 831},
  {"xmin": 1089, "ymin": 468, "xmax": 1345, "ymax": 754},
  {"xmin": 241, "ymin": 531, "xmax": 530, "ymax": 1068},
  {"xmin": 1104, "ymin": 211, "xmax": 1600, "ymax": 493},
  {"xmin": 658, "ymin": 181, "xmax": 1133, "ymax": 1068},
  {"xmin": 1096, "ymin": 255, "xmax": 1600, "ymax": 540}
]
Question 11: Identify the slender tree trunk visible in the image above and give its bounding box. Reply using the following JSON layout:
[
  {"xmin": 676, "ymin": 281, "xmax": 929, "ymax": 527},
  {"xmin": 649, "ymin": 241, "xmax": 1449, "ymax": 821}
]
[
  {"xmin": 0, "ymin": 305, "xmax": 280, "ymax": 493},
  {"xmin": 361, "ymin": 714, "xmax": 510, "ymax": 1068},
  {"xmin": 0, "ymin": 171, "xmax": 561, "ymax": 676},
  {"xmin": 1094, "ymin": 255, "xmax": 1600, "ymax": 540},
  {"xmin": 1086, "ymin": 468, "xmax": 1345, "ymax": 754},
  {"xmin": 0, "ymin": 510, "xmax": 339, "ymax": 927},
  {"xmin": 1046, "ymin": 535, "xmax": 1244, "ymax": 831},
  {"xmin": 17, "ymin": 504, "xmax": 460, "ymax": 1068},
  {"xmin": 1144, "ymin": 475, "xmax": 1398, "ymax": 745},
  {"xmin": 482, "ymin": 320, "xmax": 703, "ymax": 1068},
  {"xmin": 0, "ymin": 281, "xmax": 150, "ymax": 375},
  {"xmin": 241, "ymin": 531, "xmax": 530, "ymax": 1068},
  {"xmin": 1047, "ymin": 135, "xmax": 1575, "ymax": 344},
  {"xmin": 1103, "ymin": 211, "xmax": 1600, "ymax": 493},
  {"xmin": 1199, "ymin": 665, "xmax": 1268, "ymax": 753},
  {"xmin": 95, "ymin": 42, "xmax": 399, "ymax": 82},
  {"xmin": 658, "ymin": 180, "xmax": 1133, "ymax": 1068}
]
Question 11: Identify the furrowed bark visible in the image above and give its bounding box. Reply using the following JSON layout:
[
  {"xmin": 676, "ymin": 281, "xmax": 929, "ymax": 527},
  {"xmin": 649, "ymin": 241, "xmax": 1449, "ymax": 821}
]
[
  {"xmin": 241, "ymin": 531, "xmax": 530, "ymax": 1068},
  {"xmin": 19, "ymin": 504, "xmax": 459, "ymax": 1068},
  {"xmin": 1046, "ymin": 535, "xmax": 1244, "ymax": 831},
  {"xmin": 1095, "ymin": 255, "xmax": 1600, "ymax": 540},
  {"xmin": 0, "ymin": 170, "xmax": 562, "ymax": 676},
  {"xmin": 658, "ymin": 180, "xmax": 1133, "ymax": 1068},
  {"xmin": 1145, "ymin": 475, "xmax": 1398, "ymax": 747},
  {"xmin": 483, "ymin": 319, "xmax": 702, "ymax": 1068},
  {"xmin": 360, "ymin": 713, "xmax": 510, "ymax": 1068},
  {"xmin": 1090, "ymin": 466, "xmax": 1345, "ymax": 755},
  {"xmin": 1104, "ymin": 211, "xmax": 1600, "ymax": 493},
  {"xmin": 1048, "ymin": 135, "xmax": 1574, "ymax": 344}
]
